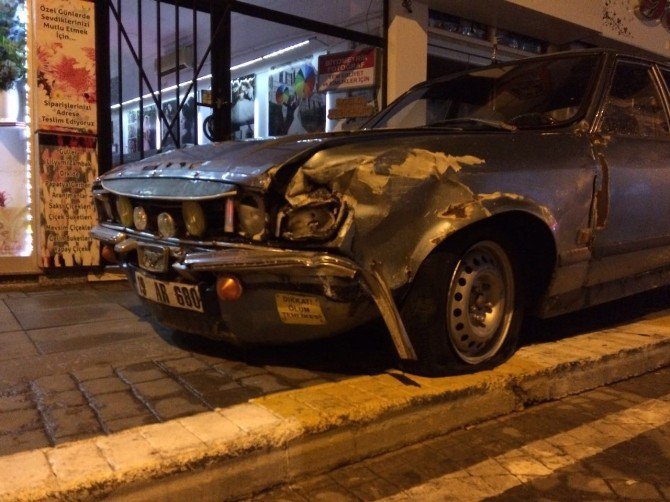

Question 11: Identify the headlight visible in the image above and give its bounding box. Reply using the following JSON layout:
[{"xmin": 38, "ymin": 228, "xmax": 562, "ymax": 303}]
[
  {"xmin": 182, "ymin": 201, "xmax": 206, "ymax": 237},
  {"xmin": 115, "ymin": 196, "xmax": 133, "ymax": 227},
  {"xmin": 157, "ymin": 212, "xmax": 177, "ymax": 238},
  {"xmin": 283, "ymin": 203, "xmax": 338, "ymax": 240},
  {"xmin": 236, "ymin": 194, "xmax": 267, "ymax": 240},
  {"xmin": 284, "ymin": 202, "xmax": 335, "ymax": 239},
  {"xmin": 133, "ymin": 206, "xmax": 148, "ymax": 231}
]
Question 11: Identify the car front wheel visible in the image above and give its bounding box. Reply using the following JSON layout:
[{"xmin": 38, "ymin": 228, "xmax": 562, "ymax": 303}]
[{"xmin": 401, "ymin": 230, "xmax": 524, "ymax": 375}]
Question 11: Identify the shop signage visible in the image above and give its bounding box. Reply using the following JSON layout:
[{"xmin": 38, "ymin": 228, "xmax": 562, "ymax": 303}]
[
  {"xmin": 37, "ymin": 134, "xmax": 99, "ymax": 268},
  {"xmin": 327, "ymin": 96, "xmax": 376, "ymax": 120},
  {"xmin": 317, "ymin": 48, "xmax": 378, "ymax": 92},
  {"xmin": 32, "ymin": 0, "xmax": 97, "ymax": 135}
]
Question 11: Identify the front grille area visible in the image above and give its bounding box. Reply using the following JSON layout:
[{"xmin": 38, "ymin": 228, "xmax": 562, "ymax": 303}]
[
  {"xmin": 133, "ymin": 199, "xmax": 228, "ymax": 239},
  {"xmin": 94, "ymin": 193, "xmax": 241, "ymax": 242}
]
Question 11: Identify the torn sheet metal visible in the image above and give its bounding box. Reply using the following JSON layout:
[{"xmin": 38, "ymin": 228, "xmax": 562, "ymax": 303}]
[{"xmin": 283, "ymin": 147, "xmax": 490, "ymax": 289}]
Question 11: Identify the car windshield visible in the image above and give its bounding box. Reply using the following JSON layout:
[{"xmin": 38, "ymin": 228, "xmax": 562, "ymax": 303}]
[{"xmin": 367, "ymin": 54, "xmax": 600, "ymax": 130}]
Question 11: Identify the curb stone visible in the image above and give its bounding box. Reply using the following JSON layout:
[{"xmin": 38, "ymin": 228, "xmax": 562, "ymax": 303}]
[{"xmin": 1, "ymin": 319, "xmax": 670, "ymax": 501}]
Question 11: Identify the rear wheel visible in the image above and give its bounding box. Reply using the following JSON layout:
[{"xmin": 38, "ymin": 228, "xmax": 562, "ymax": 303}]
[{"xmin": 400, "ymin": 230, "xmax": 524, "ymax": 375}]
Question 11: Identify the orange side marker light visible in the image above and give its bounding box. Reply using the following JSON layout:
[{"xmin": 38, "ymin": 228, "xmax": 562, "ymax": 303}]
[{"xmin": 216, "ymin": 276, "xmax": 243, "ymax": 301}]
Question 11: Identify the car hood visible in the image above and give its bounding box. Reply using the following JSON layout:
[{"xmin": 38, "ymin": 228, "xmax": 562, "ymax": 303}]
[
  {"xmin": 100, "ymin": 132, "xmax": 354, "ymax": 190},
  {"xmin": 100, "ymin": 127, "xmax": 511, "ymax": 190}
]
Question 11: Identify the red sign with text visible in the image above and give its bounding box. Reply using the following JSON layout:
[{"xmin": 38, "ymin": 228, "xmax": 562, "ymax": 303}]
[{"xmin": 318, "ymin": 48, "xmax": 378, "ymax": 92}]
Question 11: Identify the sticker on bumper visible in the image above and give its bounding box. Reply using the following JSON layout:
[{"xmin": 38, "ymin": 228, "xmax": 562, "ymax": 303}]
[{"xmin": 275, "ymin": 293, "xmax": 326, "ymax": 325}]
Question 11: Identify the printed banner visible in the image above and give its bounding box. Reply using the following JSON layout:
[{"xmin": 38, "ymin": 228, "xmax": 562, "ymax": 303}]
[
  {"xmin": 33, "ymin": 0, "xmax": 97, "ymax": 134},
  {"xmin": 38, "ymin": 133, "xmax": 99, "ymax": 268}
]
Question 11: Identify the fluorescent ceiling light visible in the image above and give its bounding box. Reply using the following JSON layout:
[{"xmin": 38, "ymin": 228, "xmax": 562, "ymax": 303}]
[
  {"xmin": 231, "ymin": 40, "xmax": 310, "ymax": 71},
  {"xmin": 111, "ymin": 40, "xmax": 310, "ymax": 110}
]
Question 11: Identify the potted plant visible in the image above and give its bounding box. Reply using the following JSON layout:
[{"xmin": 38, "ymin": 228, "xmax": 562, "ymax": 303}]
[{"xmin": 0, "ymin": 0, "xmax": 25, "ymax": 121}]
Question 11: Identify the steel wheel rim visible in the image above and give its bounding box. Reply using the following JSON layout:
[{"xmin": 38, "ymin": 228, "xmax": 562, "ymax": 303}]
[{"xmin": 446, "ymin": 241, "xmax": 514, "ymax": 365}]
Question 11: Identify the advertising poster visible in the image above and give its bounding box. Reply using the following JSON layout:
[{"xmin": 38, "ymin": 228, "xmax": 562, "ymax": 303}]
[
  {"xmin": 268, "ymin": 60, "xmax": 325, "ymax": 136},
  {"xmin": 126, "ymin": 108, "xmax": 139, "ymax": 154},
  {"xmin": 142, "ymin": 106, "xmax": 157, "ymax": 151},
  {"xmin": 122, "ymin": 106, "xmax": 157, "ymax": 154},
  {"xmin": 161, "ymin": 97, "xmax": 195, "ymax": 148},
  {"xmin": 160, "ymin": 99, "xmax": 178, "ymax": 150},
  {"xmin": 33, "ymin": 0, "xmax": 97, "ymax": 134},
  {"xmin": 231, "ymin": 74, "xmax": 255, "ymax": 139},
  {"xmin": 38, "ymin": 133, "xmax": 99, "ymax": 268},
  {"xmin": 180, "ymin": 96, "xmax": 196, "ymax": 145}
]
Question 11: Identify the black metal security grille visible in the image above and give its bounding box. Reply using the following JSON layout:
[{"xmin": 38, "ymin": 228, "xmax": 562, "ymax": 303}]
[{"xmin": 94, "ymin": 1, "xmax": 386, "ymax": 173}]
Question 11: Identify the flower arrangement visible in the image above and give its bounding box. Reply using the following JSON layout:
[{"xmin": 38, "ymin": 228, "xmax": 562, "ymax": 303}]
[{"xmin": 0, "ymin": 0, "xmax": 26, "ymax": 91}]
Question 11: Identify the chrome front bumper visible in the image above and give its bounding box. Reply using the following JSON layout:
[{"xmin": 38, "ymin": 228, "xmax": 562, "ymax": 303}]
[{"xmin": 91, "ymin": 225, "xmax": 417, "ymax": 360}]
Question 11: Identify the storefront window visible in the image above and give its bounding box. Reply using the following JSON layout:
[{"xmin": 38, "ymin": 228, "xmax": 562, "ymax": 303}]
[
  {"xmin": 429, "ymin": 10, "xmax": 487, "ymax": 40},
  {"xmin": 496, "ymin": 29, "xmax": 546, "ymax": 54},
  {"xmin": 0, "ymin": 0, "xmax": 31, "ymax": 260},
  {"xmin": 109, "ymin": 0, "xmax": 210, "ymax": 166},
  {"xmin": 0, "ymin": 127, "xmax": 31, "ymax": 258},
  {"xmin": 105, "ymin": 0, "xmax": 383, "ymax": 167},
  {"xmin": 231, "ymin": 14, "xmax": 380, "ymax": 139}
]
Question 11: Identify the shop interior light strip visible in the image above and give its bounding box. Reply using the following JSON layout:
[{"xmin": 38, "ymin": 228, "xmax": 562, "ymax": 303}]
[{"xmin": 111, "ymin": 40, "xmax": 310, "ymax": 110}]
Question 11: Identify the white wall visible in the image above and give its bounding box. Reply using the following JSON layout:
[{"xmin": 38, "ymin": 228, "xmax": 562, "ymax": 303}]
[
  {"xmin": 386, "ymin": 0, "xmax": 429, "ymax": 103},
  {"xmin": 507, "ymin": 0, "xmax": 670, "ymax": 56}
]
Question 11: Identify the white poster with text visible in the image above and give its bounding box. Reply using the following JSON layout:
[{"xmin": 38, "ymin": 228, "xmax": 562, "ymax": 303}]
[{"xmin": 33, "ymin": 0, "xmax": 97, "ymax": 134}]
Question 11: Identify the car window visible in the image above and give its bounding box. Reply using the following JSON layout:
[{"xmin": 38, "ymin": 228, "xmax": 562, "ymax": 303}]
[
  {"xmin": 367, "ymin": 54, "xmax": 599, "ymax": 130},
  {"xmin": 600, "ymin": 61, "xmax": 670, "ymax": 138}
]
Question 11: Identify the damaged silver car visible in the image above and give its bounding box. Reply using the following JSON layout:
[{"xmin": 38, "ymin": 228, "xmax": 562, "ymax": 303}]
[{"xmin": 92, "ymin": 49, "xmax": 670, "ymax": 374}]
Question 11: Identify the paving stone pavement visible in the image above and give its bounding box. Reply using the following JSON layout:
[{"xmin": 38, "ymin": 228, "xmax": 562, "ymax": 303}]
[
  {"xmin": 255, "ymin": 367, "xmax": 670, "ymax": 501},
  {"xmin": 0, "ymin": 280, "xmax": 669, "ymax": 500},
  {"xmin": 0, "ymin": 281, "xmax": 396, "ymax": 457}
]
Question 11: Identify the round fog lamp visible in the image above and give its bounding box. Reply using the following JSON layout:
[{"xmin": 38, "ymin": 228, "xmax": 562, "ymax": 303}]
[
  {"xmin": 157, "ymin": 212, "xmax": 177, "ymax": 238},
  {"xmin": 182, "ymin": 201, "xmax": 206, "ymax": 237},
  {"xmin": 133, "ymin": 206, "xmax": 148, "ymax": 231},
  {"xmin": 115, "ymin": 196, "xmax": 133, "ymax": 227},
  {"xmin": 216, "ymin": 276, "xmax": 243, "ymax": 301}
]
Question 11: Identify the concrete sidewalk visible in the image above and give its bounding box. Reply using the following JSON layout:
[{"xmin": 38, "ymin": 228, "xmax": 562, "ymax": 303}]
[{"xmin": 1, "ymin": 297, "xmax": 670, "ymax": 501}]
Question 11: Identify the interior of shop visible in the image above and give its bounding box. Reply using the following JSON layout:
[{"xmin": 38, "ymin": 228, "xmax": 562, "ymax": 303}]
[{"xmin": 108, "ymin": 0, "xmax": 384, "ymax": 166}]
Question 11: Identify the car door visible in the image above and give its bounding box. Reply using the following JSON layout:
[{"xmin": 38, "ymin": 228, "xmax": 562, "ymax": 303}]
[{"xmin": 587, "ymin": 58, "xmax": 670, "ymax": 286}]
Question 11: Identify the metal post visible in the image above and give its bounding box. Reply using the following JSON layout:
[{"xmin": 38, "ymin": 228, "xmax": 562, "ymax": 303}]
[
  {"xmin": 210, "ymin": 0, "xmax": 231, "ymax": 141},
  {"xmin": 95, "ymin": 1, "xmax": 111, "ymax": 173}
]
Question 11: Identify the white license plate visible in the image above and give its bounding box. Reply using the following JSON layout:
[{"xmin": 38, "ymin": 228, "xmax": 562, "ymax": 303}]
[{"xmin": 135, "ymin": 273, "xmax": 204, "ymax": 313}]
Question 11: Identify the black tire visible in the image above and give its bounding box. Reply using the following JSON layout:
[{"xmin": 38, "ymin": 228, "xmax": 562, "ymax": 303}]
[
  {"xmin": 203, "ymin": 115, "xmax": 216, "ymax": 142},
  {"xmin": 400, "ymin": 229, "xmax": 524, "ymax": 376}
]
